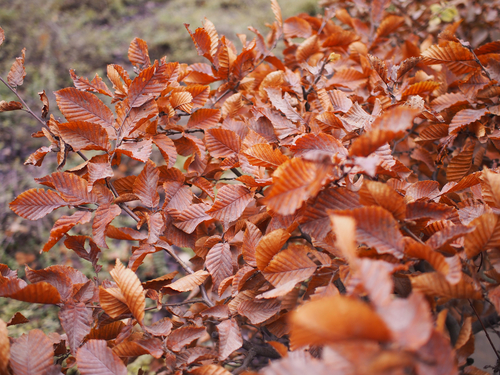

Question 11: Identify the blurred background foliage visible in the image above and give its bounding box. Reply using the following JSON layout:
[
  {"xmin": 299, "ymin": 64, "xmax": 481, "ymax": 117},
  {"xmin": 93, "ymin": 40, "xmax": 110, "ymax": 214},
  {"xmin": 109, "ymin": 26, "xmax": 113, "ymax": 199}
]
[{"xmin": 0, "ymin": 0, "xmax": 317, "ymax": 343}]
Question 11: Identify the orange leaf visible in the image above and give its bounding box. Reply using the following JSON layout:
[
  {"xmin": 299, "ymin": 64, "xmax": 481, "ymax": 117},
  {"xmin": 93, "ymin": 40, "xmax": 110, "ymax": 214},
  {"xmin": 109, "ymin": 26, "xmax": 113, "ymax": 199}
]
[
  {"xmin": 0, "ymin": 318, "xmax": 8, "ymax": 374},
  {"xmin": 113, "ymin": 337, "xmax": 164, "ymax": 358},
  {"xmin": 242, "ymin": 221, "xmax": 262, "ymax": 267},
  {"xmin": 290, "ymin": 133, "xmax": 347, "ymax": 160},
  {"xmin": 464, "ymin": 213, "xmax": 500, "ymax": 259},
  {"xmin": 187, "ymin": 108, "xmax": 221, "ymax": 129},
  {"xmin": 422, "ymin": 42, "xmax": 478, "ymax": 75},
  {"xmin": 359, "ymin": 180, "xmax": 406, "ymax": 221},
  {"xmin": 7, "ymin": 282, "xmax": 61, "ymax": 304},
  {"xmin": 36, "ymin": 171, "xmax": 99, "ymax": 205},
  {"xmin": 242, "ymin": 143, "xmax": 288, "ymax": 168},
  {"xmin": 263, "ymin": 158, "xmax": 330, "ymax": 216},
  {"xmin": 205, "ymin": 128, "xmax": 241, "ymax": 158},
  {"xmin": 76, "ymin": 340, "xmax": 127, "ymax": 375},
  {"xmin": 10, "ymin": 188, "xmax": 67, "ymax": 220},
  {"xmin": 55, "ymin": 87, "xmax": 115, "ymax": 134},
  {"xmin": 69, "ymin": 69, "xmax": 113, "ymax": 97},
  {"xmin": 58, "ymin": 121, "xmax": 110, "ymax": 152},
  {"xmin": 42, "ymin": 211, "xmax": 92, "ymax": 253},
  {"xmin": 263, "ymin": 244, "xmax": 317, "ymax": 287},
  {"xmin": 410, "ymin": 272, "xmax": 482, "ymax": 299},
  {"xmin": 110, "ymin": 259, "xmax": 146, "ymax": 324},
  {"xmin": 290, "ymin": 295, "xmax": 391, "ymax": 348},
  {"xmin": 133, "ymin": 160, "xmax": 160, "ymax": 208},
  {"xmin": 153, "ymin": 134, "xmax": 177, "ymax": 168},
  {"xmin": 189, "ymin": 364, "xmax": 232, "ymax": 375},
  {"xmin": 207, "ymin": 185, "xmax": 254, "ymax": 225},
  {"xmin": 333, "ymin": 206, "xmax": 405, "ymax": 259},
  {"xmin": 128, "ymin": 37, "xmax": 151, "ymax": 68},
  {"xmin": 255, "ymin": 228, "xmax": 291, "ymax": 271},
  {"xmin": 99, "ymin": 286, "xmax": 130, "ymax": 318},
  {"xmin": 127, "ymin": 62, "xmax": 168, "ymax": 108},
  {"xmin": 165, "ymin": 270, "xmax": 210, "ymax": 292},
  {"xmin": 171, "ymin": 203, "xmax": 212, "ymax": 233},
  {"xmin": 0, "ymin": 100, "xmax": 23, "ymax": 112}
]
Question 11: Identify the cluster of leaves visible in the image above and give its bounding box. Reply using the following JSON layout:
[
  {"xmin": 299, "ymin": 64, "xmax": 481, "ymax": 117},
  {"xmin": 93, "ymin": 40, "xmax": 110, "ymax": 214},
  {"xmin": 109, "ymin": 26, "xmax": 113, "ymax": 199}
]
[{"xmin": 2, "ymin": 0, "xmax": 500, "ymax": 373}]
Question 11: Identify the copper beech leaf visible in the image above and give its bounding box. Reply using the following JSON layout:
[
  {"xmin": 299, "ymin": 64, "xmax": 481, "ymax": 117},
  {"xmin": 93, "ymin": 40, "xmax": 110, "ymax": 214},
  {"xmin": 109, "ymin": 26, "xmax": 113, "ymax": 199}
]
[
  {"xmin": 242, "ymin": 221, "xmax": 262, "ymax": 267},
  {"xmin": 238, "ymin": 298, "xmax": 281, "ymax": 324},
  {"xmin": 92, "ymin": 204, "xmax": 121, "ymax": 249},
  {"xmin": 133, "ymin": 160, "xmax": 160, "ymax": 208},
  {"xmin": 7, "ymin": 282, "xmax": 61, "ymax": 304},
  {"xmin": 333, "ymin": 206, "xmax": 405, "ymax": 259},
  {"xmin": 256, "ymin": 228, "xmax": 291, "ymax": 271},
  {"xmin": 464, "ymin": 213, "xmax": 500, "ymax": 259},
  {"xmin": 217, "ymin": 318, "xmax": 243, "ymax": 360},
  {"xmin": 10, "ymin": 188, "xmax": 68, "ymax": 220},
  {"xmin": 206, "ymin": 243, "xmax": 233, "ymax": 291},
  {"xmin": 9, "ymin": 329, "xmax": 54, "ymax": 375},
  {"xmin": 58, "ymin": 301, "xmax": 92, "ymax": 355},
  {"xmin": 36, "ymin": 172, "xmax": 99, "ymax": 205},
  {"xmin": 262, "ymin": 244, "xmax": 317, "ymax": 287},
  {"xmin": 290, "ymin": 295, "xmax": 391, "ymax": 348},
  {"xmin": 207, "ymin": 185, "xmax": 254, "ymax": 225},
  {"xmin": 7, "ymin": 48, "xmax": 26, "ymax": 87},
  {"xmin": 113, "ymin": 337, "xmax": 164, "ymax": 358},
  {"xmin": 55, "ymin": 87, "xmax": 115, "ymax": 136},
  {"xmin": 76, "ymin": 339, "xmax": 127, "ymax": 375},
  {"xmin": 264, "ymin": 158, "xmax": 330, "ymax": 216},
  {"xmin": 42, "ymin": 211, "xmax": 92, "ymax": 253},
  {"xmin": 58, "ymin": 121, "xmax": 110, "ymax": 152},
  {"xmin": 164, "ymin": 270, "xmax": 210, "ymax": 292},
  {"xmin": 167, "ymin": 326, "xmax": 206, "ymax": 352},
  {"xmin": 128, "ymin": 37, "xmax": 151, "ymax": 68},
  {"xmin": 99, "ymin": 287, "xmax": 130, "ymax": 318},
  {"xmin": 242, "ymin": 143, "xmax": 288, "ymax": 168},
  {"xmin": 189, "ymin": 365, "xmax": 232, "ymax": 375},
  {"xmin": 410, "ymin": 272, "xmax": 482, "ymax": 299},
  {"xmin": 205, "ymin": 128, "xmax": 241, "ymax": 158},
  {"xmin": 110, "ymin": 259, "xmax": 146, "ymax": 324}
]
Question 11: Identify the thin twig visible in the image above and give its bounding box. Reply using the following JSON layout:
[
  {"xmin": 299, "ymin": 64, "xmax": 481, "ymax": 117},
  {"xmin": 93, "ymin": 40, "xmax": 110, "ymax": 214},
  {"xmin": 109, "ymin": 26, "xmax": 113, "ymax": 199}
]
[
  {"xmin": 304, "ymin": 57, "xmax": 329, "ymax": 98},
  {"xmin": 402, "ymin": 225, "xmax": 425, "ymax": 244},
  {"xmin": 106, "ymin": 178, "xmax": 141, "ymax": 222},
  {"xmin": 0, "ymin": 77, "xmax": 46, "ymax": 127},
  {"xmin": 469, "ymin": 299, "xmax": 500, "ymax": 360},
  {"xmin": 233, "ymin": 347, "xmax": 257, "ymax": 375},
  {"xmin": 462, "ymin": 42, "xmax": 493, "ymax": 81},
  {"xmin": 230, "ymin": 167, "xmax": 242, "ymax": 177},
  {"xmin": 144, "ymin": 298, "xmax": 206, "ymax": 311}
]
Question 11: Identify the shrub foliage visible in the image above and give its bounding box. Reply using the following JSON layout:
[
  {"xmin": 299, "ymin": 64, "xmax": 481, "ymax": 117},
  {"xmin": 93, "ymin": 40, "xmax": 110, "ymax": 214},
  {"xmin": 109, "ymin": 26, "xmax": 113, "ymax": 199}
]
[{"xmin": 1, "ymin": 0, "xmax": 500, "ymax": 373}]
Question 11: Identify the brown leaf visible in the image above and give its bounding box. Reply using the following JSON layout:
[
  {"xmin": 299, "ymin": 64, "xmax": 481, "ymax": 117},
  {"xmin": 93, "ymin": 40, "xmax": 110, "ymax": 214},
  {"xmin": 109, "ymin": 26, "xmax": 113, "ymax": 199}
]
[
  {"xmin": 480, "ymin": 168, "xmax": 500, "ymax": 209},
  {"xmin": 205, "ymin": 128, "xmax": 241, "ymax": 158},
  {"xmin": 449, "ymin": 108, "xmax": 488, "ymax": 134},
  {"xmin": 59, "ymin": 301, "xmax": 92, "ymax": 355},
  {"xmin": 187, "ymin": 108, "xmax": 221, "ymax": 129},
  {"xmin": 7, "ymin": 48, "xmax": 26, "ymax": 87},
  {"xmin": 256, "ymin": 228, "xmax": 291, "ymax": 271},
  {"xmin": 64, "ymin": 235, "xmax": 101, "ymax": 269},
  {"xmin": 153, "ymin": 134, "xmax": 177, "ymax": 168},
  {"xmin": 0, "ymin": 100, "xmax": 23, "ymax": 112},
  {"xmin": 58, "ymin": 121, "xmax": 110, "ymax": 152},
  {"xmin": 133, "ymin": 160, "xmax": 160, "ymax": 208},
  {"xmin": 333, "ymin": 206, "xmax": 405, "ymax": 259},
  {"xmin": 265, "ymin": 87, "xmax": 305, "ymax": 124},
  {"xmin": 110, "ymin": 259, "xmax": 145, "ymax": 324},
  {"xmin": 410, "ymin": 272, "xmax": 482, "ymax": 299},
  {"xmin": 69, "ymin": 69, "xmax": 113, "ymax": 97},
  {"xmin": 284, "ymin": 16, "xmax": 312, "ymax": 39},
  {"xmin": 447, "ymin": 139, "xmax": 475, "ymax": 181},
  {"xmin": 42, "ymin": 211, "xmax": 92, "ymax": 253},
  {"xmin": 55, "ymin": 88, "xmax": 115, "ymax": 136},
  {"xmin": 10, "ymin": 188, "xmax": 67, "ymax": 220},
  {"xmin": 167, "ymin": 326, "xmax": 206, "ymax": 352},
  {"xmin": 165, "ymin": 270, "xmax": 210, "ymax": 292},
  {"xmin": 76, "ymin": 340, "xmax": 127, "ymax": 375},
  {"xmin": 206, "ymin": 242, "xmax": 233, "ymax": 291},
  {"xmin": 290, "ymin": 133, "xmax": 347, "ymax": 161},
  {"xmin": 10, "ymin": 330, "xmax": 54, "ymax": 375},
  {"xmin": 36, "ymin": 171, "xmax": 99, "ymax": 205},
  {"xmin": 290, "ymin": 295, "xmax": 391, "ymax": 348},
  {"xmin": 464, "ymin": 213, "xmax": 500, "ymax": 259},
  {"xmin": 7, "ymin": 282, "xmax": 61, "ymax": 304},
  {"xmin": 217, "ymin": 318, "xmax": 243, "ymax": 360},
  {"xmin": 422, "ymin": 42, "xmax": 478, "ymax": 75},
  {"xmin": 171, "ymin": 203, "xmax": 212, "ymax": 233},
  {"xmin": 127, "ymin": 62, "xmax": 168, "ymax": 108},
  {"xmin": 264, "ymin": 158, "xmax": 330, "ymax": 216},
  {"xmin": 92, "ymin": 203, "xmax": 121, "ymax": 249},
  {"xmin": 207, "ymin": 185, "xmax": 254, "ymax": 225},
  {"xmin": 405, "ymin": 201, "xmax": 455, "ymax": 221},
  {"xmin": 113, "ymin": 337, "xmax": 164, "ymax": 358},
  {"xmin": 145, "ymin": 318, "xmax": 173, "ymax": 337},
  {"xmin": 359, "ymin": 180, "xmax": 406, "ymax": 221},
  {"xmin": 6, "ymin": 312, "xmax": 29, "ymax": 327},
  {"xmin": 263, "ymin": 244, "xmax": 317, "ymax": 287},
  {"xmin": 128, "ymin": 37, "xmax": 151, "ymax": 68},
  {"xmin": 242, "ymin": 221, "xmax": 262, "ymax": 267},
  {"xmin": 238, "ymin": 298, "xmax": 281, "ymax": 324}
]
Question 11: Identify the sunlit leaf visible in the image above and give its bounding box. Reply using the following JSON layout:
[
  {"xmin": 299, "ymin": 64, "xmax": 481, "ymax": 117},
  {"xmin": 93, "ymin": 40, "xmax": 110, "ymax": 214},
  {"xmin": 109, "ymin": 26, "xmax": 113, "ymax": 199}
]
[
  {"xmin": 165, "ymin": 270, "xmax": 210, "ymax": 292},
  {"xmin": 207, "ymin": 185, "xmax": 254, "ymax": 225},
  {"xmin": 42, "ymin": 211, "xmax": 92, "ymax": 253},
  {"xmin": 110, "ymin": 259, "xmax": 145, "ymax": 324},
  {"xmin": 10, "ymin": 188, "xmax": 67, "ymax": 220}
]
